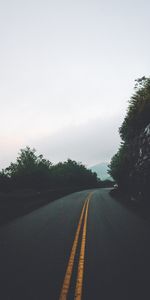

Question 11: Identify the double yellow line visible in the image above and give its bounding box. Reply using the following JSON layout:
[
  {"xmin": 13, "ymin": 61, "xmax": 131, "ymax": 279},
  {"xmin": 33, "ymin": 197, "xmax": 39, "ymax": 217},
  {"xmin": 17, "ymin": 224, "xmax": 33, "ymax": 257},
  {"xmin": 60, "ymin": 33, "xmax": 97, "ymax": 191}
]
[{"xmin": 59, "ymin": 192, "xmax": 92, "ymax": 300}]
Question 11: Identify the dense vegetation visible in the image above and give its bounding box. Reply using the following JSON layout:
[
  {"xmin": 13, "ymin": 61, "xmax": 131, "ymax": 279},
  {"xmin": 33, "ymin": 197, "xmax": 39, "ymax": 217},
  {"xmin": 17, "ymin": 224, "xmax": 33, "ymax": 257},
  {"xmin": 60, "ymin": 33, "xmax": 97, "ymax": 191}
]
[
  {"xmin": 108, "ymin": 77, "xmax": 150, "ymax": 199},
  {"xmin": 0, "ymin": 147, "xmax": 99, "ymax": 191},
  {"xmin": 120, "ymin": 77, "xmax": 150, "ymax": 141}
]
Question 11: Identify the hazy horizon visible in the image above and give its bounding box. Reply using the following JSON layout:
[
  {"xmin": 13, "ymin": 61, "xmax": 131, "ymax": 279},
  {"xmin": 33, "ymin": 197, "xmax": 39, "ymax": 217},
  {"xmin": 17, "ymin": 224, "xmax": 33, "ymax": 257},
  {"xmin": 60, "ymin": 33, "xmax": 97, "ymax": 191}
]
[{"xmin": 0, "ymin": 0, "xmax": 150, "ymax": 169}]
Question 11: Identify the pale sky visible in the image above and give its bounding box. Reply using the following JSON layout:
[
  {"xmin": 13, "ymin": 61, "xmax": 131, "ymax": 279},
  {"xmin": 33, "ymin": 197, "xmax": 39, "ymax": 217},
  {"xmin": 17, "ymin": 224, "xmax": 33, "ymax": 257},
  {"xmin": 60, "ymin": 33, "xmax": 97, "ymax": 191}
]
[{"xmin": 0, "ymin": 0, "xmax": 150, "ymax": 169}]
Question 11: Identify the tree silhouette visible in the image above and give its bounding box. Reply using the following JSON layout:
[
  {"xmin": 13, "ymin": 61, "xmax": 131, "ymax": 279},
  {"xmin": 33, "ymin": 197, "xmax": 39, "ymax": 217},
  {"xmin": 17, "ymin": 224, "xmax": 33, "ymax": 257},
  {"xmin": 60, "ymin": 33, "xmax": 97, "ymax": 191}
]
[
  {"xmin": 120, "ymin": 77, "xmax": 150, "ymax": 141},
  {"xmin": 1, "ymin": 147, "xmax": 99, "ymax": 191},
  {"xmin": 108, "ymin": 76, "xmax": 150, "ymax": 198}
]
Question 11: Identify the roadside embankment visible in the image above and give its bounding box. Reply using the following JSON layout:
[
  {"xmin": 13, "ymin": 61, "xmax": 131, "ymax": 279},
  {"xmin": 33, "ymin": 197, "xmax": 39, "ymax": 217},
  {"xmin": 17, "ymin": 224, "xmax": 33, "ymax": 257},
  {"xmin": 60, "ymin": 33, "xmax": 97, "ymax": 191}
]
[
  {"xmin": 0, "ymin": 187, "xmax": 82, "ymax": 226},
  {"xmin": 110, "ymin": 188, "xmax": 150, "ymax": 222}
]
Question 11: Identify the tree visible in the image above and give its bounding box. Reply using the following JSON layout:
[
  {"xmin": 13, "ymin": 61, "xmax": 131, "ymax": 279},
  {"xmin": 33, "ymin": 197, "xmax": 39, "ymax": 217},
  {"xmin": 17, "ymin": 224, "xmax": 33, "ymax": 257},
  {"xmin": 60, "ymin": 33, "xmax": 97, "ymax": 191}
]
[
  {"xmin": 1, "ymin": 148, "xmax": 99, "ymax": 191},
  {"xmin": 109, "ymin": 76, "xmax": 150, "ymax": 198},
  {"xmin": 4, "ymin": 147, "xmax": 52, "ymax": 189},
  {"xmin": 108, "ymin": 143, "xmax": 132, "ymax": 190},
  {"xmin": 0, "ymin": 170, "xmax": 11, "ymax": 191},
  {"xmin": 50, "ymin": 159, "xmax": 99, "ymax": 188},
  {"xmin": 120, "ymin": 77, "xmax": 150, "ymax": 141}
]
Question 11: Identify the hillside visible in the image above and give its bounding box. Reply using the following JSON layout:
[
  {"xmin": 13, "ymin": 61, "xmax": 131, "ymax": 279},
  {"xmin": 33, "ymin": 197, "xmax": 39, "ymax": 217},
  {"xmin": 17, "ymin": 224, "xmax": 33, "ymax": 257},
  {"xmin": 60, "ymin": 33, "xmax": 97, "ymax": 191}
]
[{"xmin": 90, "ymin": 162, "xmax": 113, "ymax": 181}]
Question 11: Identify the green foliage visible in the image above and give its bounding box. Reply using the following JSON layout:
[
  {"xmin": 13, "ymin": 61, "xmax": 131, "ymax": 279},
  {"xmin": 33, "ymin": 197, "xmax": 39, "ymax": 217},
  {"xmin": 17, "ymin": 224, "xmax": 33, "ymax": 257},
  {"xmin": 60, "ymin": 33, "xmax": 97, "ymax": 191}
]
[
  {"xmin": 0, "ymin": 170, "xmax": 11, "ymax": 191},
  {"xmin": 50, "ymin": 159, "xmax": 98, "ymax": 188},
  {"xmin": 1, "ymin": 147, "xmax": 99, "ymax": 191},
  {"xmin": 109, "ymin": 76, "xmax": 150, "ymax": 197},
  {"xmin": 120, "ymin": 77, "xmax": 150, "ymax": 141},
  {"xmin": 3, "ymin": 147, "xmax": 52, "ymax": 189},
  {"xmin": 108, "ymin": 143, "xmax": 133, "ymax": 189}
]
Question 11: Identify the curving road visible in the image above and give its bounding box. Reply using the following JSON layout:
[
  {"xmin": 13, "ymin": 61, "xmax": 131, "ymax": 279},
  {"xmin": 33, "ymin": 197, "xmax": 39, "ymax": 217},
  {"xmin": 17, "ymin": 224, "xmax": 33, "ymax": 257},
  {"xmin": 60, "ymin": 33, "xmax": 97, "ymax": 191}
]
[{"xmin": 1, "ymin": 188, "xmax": 150, "ymax": 299}]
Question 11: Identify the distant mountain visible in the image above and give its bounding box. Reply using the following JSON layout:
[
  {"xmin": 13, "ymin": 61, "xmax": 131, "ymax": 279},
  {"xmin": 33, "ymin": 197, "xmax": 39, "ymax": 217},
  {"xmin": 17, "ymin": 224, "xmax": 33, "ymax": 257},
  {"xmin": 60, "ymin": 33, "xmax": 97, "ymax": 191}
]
[{"xmin": 90, "ymin": 162, "xmax": 113, "ymax": 181}]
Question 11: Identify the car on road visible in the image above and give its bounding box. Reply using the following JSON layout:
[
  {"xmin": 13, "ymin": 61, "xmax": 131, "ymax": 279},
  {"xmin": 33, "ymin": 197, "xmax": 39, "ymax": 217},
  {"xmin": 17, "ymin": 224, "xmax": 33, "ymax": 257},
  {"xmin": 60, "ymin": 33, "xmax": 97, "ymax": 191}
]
[{"xmin": 113, "ymin": 183, "xmax": 118, "ymax": 189}]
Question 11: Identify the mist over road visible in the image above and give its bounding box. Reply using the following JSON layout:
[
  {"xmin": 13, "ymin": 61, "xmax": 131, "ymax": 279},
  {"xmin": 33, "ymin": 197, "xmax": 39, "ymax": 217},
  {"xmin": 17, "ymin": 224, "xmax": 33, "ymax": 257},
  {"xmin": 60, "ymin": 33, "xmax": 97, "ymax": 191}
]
[{"xmin": 1, "ymin": 188, "xmax": 150, "ymax": 299}]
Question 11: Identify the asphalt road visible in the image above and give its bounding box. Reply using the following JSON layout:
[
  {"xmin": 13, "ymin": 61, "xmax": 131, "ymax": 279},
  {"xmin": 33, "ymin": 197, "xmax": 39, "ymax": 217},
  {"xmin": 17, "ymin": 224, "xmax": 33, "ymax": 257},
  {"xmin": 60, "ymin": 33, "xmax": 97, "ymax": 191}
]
[{"xmin": 1, "ymin": 188, "xmax": 150, "ymax": 300}]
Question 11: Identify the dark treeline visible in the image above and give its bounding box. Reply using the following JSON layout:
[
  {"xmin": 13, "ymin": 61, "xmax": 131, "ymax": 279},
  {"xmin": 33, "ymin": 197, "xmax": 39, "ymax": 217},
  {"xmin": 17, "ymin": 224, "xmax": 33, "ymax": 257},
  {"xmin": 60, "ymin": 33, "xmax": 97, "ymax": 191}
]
[
  {"xmin": 0, "ymin": 147, "xmax": 100, "ymax": 192},
  {"xmin": 108, "ymin": 76, "xmax": 150, "ymax": 201},
  {"xmin": 0, "ymin": 148, "xmax": 112, "ymax": 225}
]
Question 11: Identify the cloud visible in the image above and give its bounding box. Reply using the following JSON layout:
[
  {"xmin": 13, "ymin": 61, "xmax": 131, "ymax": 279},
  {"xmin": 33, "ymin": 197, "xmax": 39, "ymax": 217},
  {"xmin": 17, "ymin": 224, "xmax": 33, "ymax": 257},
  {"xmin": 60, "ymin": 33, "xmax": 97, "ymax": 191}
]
[{"xmin": 31, "ymin": 114, "xmax": 122, "ymax": 167}]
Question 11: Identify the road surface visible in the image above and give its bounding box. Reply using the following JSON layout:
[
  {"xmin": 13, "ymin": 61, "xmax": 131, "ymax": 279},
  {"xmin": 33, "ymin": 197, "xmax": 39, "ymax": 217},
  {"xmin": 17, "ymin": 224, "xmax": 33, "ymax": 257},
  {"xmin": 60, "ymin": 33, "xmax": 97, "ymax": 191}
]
[{"xmin": 1, "ymin": 188, "xmax": 150, "ymax": 299}]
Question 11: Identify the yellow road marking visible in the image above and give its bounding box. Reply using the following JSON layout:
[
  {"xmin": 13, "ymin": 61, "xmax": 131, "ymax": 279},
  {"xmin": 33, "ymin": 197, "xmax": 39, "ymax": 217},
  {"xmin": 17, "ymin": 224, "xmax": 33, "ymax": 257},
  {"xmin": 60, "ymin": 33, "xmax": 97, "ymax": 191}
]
[
  {"xmin": 59, "ymin": 197, "xmax": 88, "ymax": 300},
  {"xmin": 74, "ymin": 193, "xmax": 92, "ymax": 300}
]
